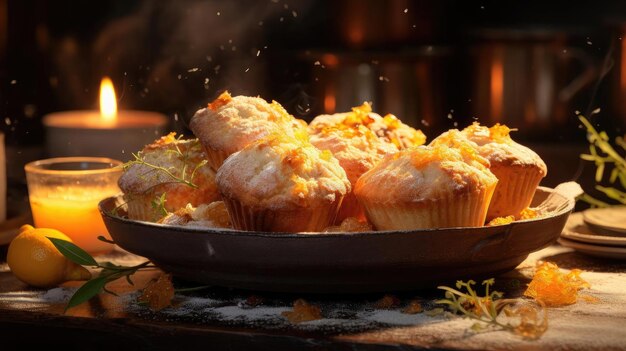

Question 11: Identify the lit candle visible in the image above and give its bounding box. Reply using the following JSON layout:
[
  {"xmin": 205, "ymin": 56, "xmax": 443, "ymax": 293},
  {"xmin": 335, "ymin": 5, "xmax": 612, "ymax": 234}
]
[
  {"xmin": 25, "ymin": 157, "xmax": 122, "ymax": 254},
  {"xmin": 43, "ymin": 77, "xmax": 168, "ymax": 160}
]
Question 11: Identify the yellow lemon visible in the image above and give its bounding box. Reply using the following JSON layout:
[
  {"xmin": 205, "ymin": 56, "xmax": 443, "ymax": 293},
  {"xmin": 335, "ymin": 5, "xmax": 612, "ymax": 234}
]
[{"xmin": 7, "ymin": 225, "xmax": 92, "ymax": 288}]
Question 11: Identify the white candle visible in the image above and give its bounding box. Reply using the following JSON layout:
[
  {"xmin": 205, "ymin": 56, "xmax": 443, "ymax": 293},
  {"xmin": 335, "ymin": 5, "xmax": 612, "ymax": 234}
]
[{"xmin": 43, "ymin": 77, "xmax": 167, "ymax": 160}]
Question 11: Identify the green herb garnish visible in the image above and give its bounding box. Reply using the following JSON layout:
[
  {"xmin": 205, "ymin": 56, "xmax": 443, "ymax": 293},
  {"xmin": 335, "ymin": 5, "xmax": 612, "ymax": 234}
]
[
  {"xmin": 47, "ymin": 237, "xmax": 156, "ymax": 311},
  {"xmin": 436, "ymin": 279, "xmax": 547, "ymax": 339},
  {"xmin": 579, "ymin": 114, "xmax": 626, "ymax": 206}
]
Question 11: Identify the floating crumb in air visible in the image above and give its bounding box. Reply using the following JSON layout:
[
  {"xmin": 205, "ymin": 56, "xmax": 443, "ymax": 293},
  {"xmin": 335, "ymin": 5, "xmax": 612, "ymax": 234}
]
[
  {"xmin": 232, "ymin": 46, "xmax": 237, "ymax": 51},
  {"xmin": 412, "ymin": 24, "xmax": 416, "ymax": 28},
  {"xmin": 174, "ymin": 113, "xmax": 179, "ymax": 121},
  {"xmin": 374, "ymin": 295, "xmax": 400, "ymax": 309},
  {"xmin": 421, "ymin": 119, "xmax": 430, "ymax": 126},
  {"xmin": 245, "ymin": 68, "xmax": 250, "ymax": 73},
  {"xmin": 447, "ymin": 113, "xmax": 453, "ymax": 119},
  {"xmin": 314, "ymin": 61, "xmax": 321, "ymax": 66},
  {"xmin": 453, "ymin": 122, "xmax": 458, "ymax": 127},
  {"xmin": 575, "ymin": 110, "xmax": 581, "ymax": 115},
  {"xmin": 379, "ymin": 76, "xmax": 389, "ymax": 82},
  {"xmin": 10, "ymin": 80, "xmax": 16, "ymax": 85},
  {"xmin": 402, "ymin": 300, "xmax": 423, "ymax": 314},
  {"xmin": 292, "ymin": 10, "xmax": 297, "ymax": 17},
  {"xmin": 5, "ymin": 118, "xmax": 11, "ymax": 125},
  {"xmin": 403, "ymin": 8, "xmax": 408, "ymax": 13},
  {"xmin": 282, "ymin": 299, "xmax": 322, "ymax": 323},
  {"xmin": 256, "ymin": 50, "xmax": 261, "ymax": 57},
  {"xmin": 206, "ymin": 56, "xmax": 212, "ymax": 62},
  {"xmin": 280, "ymin": 17, "xmax": 284, "ymax": 22},
  {"xmin": 177, "ymin": 74, "xmax": 182, "ymax": 80},
  {"xmin": 216, "ymin": 11, "xmax": 220, "ymax": 16},
  {"xmin": 187, "ymin": 68, "xmax": 200, "ymax": 73},
  {"xmin": 283, "ymin": 3, "xmax": 289, "ymax": 9},
  {"xmin": 258, "ymin": 21, "xmax": 264, "ymax": 26},
  {"xmin": 591, "ymin": 108, "xmax": 601, "ymax": 115}
]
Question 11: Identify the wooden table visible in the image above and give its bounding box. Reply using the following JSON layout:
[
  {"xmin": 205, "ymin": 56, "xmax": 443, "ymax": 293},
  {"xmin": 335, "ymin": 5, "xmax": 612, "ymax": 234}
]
[{"xmin": 1, "ymin": 243, "xmax": 625, "ymax": 351}]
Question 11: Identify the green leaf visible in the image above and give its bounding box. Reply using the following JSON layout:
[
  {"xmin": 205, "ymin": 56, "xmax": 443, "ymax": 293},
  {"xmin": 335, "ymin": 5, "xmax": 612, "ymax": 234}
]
[
  {"xmin": 97, "ymin": 236, "xmax": 116, "ymax": 244},
  {"xmin": 47, "ymin": 237, "xmax": 97, "ymax": 267},
  {"xmin": 66, "ymin": 277, "xmax": 108, "ymax": 311}
]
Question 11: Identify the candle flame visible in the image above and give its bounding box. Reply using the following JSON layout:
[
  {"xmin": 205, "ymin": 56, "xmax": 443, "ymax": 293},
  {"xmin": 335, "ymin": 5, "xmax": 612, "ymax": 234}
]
[{"xmin": 99, "ymin": 77, "xmax": 117, "ymax": 124}]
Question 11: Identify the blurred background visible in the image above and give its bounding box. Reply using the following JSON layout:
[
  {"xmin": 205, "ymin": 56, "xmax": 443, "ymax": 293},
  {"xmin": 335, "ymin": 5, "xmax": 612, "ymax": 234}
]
[{"xmin": 2, "ymin": 0, "xmax": 626, "ymax": 195}]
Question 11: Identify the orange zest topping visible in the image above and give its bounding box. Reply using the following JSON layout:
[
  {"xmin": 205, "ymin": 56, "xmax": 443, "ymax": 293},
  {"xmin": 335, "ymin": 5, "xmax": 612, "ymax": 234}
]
[
  {"xmin": 524, "ymin": 261, "xmax": 590, "ymax": 307},
  {"xmin": 518, "ymin": 208, "xmax": 538, "ymax": 220},
  {"xmin": 281, "ymin": 299, "xmax": 322, "ymax": 323},
  {"xmin": 488, "ymin": 123, "xmax": 513, "ymax": 142},
  {"xmin": 487, "ymin": 216, "xmax": 515, "ymax": 226},
  {"xmin": 207, "ymin": 91, "xmax": 232, "ymax": 110}
]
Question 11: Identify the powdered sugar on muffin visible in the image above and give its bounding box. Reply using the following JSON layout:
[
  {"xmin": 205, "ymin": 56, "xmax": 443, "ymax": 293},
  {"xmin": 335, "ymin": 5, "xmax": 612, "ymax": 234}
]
[
  {"xmin": 190, "ymin": 91, "xmax": 307, "ymax": 171},
  {"xmin": 216, "ymin": 133, "xmax": 350, "ymax": 232},
  {"xmin": 118, "ymin": 133, "xmax": 220, "ymax": 221},
  {"xmin": 309, "ymin": 103, "xmax": 426, "ymax": 150},
  {"xmin": 355, "ymin": 145, "xmax": 498, "ymax": 230}
]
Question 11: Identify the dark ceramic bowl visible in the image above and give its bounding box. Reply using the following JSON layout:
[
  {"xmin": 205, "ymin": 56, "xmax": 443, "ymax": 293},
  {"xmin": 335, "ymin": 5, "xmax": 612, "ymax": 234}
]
[{"xmin": 99, "ymin": 187, "xmax": 573, "ymax": 293}]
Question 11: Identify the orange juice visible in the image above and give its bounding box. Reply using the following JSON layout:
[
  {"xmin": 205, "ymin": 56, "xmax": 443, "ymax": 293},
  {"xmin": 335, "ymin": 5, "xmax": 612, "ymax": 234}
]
[{"xmin": 29, "ymin": 194, "xmax": 113, "ymax": 254}]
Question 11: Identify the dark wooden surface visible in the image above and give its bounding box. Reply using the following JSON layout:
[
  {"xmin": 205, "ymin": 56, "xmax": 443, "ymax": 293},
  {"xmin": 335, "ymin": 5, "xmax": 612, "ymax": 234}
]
[{"xmin": 1, "ymin": 242, "xmax": 626, "ymax": 351}]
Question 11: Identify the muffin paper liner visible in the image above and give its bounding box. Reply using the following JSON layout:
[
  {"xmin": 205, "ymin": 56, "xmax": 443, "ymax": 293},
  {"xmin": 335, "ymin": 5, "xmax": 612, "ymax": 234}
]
[
  {"xmin": 359, "ymin": 184, "xmax": 496, "ymax": 230},
  {"xmin": 487, "ymin": 166, "xmax": 545, "ymax": 220},
  {"xmin": 223, "ymin": 196, "xmax": 343, "ymax": 233}
]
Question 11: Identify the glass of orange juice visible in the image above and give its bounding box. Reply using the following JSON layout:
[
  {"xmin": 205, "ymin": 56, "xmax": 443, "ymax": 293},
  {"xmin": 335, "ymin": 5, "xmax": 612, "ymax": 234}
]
[{"xmin": 25, "ymin": 157, "xmax": 123, "ymax": 255}]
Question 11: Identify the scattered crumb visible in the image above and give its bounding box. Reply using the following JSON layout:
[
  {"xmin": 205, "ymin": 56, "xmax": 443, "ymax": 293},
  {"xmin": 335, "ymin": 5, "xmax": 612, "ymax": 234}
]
[
  {"xmin": 402, "ymin": 299, "xmax": 423, "ymax": 314},
  {"xmin": 282, "ymin": 299, "xmax": 322, "ymax": 323},
  {"xmin": 374, "ymin": 294, "xmax": 400, "ymax": 309},
  {"xmin": 138, "ymin": 274, "xmax": 175, "ymax": 311}
]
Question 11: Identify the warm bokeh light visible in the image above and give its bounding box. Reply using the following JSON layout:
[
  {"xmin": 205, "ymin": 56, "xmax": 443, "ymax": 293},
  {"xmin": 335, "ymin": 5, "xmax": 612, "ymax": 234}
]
[{"xmin": 99, "ymin": 77, "xmax": 117, "ymax": 124}]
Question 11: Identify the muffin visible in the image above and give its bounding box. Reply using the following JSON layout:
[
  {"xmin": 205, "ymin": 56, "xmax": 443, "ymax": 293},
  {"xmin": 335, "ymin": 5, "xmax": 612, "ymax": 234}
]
[
  {"xmin": 431, "ymin": 123, "xmax": 547, "ymax": 220},
  {"xmin": 309, "ymin": 120, "xmax": 398, "ymax": 222},
  {"xmin": 355, "ymin": 144, "xmax": 498, "ymax": 230},
  {"xmin": 190, "ymin": 91, "xmax": 307, "ymax": 171},
  {"xmin": 216, "ymin": 133, "xmax": 351, "ymax": 232},
  {"xmin": 119, "ymin": 133, "xmax": 220, "ymax": 222},
  {"xmin": 309, "ymin": 102, "xmax": 426, "ymax": 150}
]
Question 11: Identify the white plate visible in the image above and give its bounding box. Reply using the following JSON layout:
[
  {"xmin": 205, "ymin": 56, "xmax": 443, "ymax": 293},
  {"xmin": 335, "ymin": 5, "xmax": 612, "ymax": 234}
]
[
  {"xmin": 562, "ymin": 213, "xmax": 626, "ymax": 246},
  {"xmin": 583, "ymin": 206, "xmax": 626, "ymax": 236},
  {"xmin": 558, "ymin": 237, "xmax": 626, "ymax": 260}
]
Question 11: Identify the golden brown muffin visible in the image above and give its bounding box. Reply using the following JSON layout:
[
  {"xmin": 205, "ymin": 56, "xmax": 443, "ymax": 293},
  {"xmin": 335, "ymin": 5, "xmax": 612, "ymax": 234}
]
[
  {"xmin": 309, "ymin": 103, "xmax": 426, "ymax": 150},
  {"xmin": 431, "ymin": 123, "xmax": 547, "ymax": 220},
  {"xmin": 190, "ymin": 91, "xmax": 307, "ymax": 171},
  {"xmin": 309, "ymin": 118, "xmax": 398, "ymax": 222},
  {"xmin": 355, "ymin": 144, "xmax": 498, "ymax": 230},
  {"xmin": 118, "ymin": 133, "xmax": 220, "ymax": 222},
  {"xmin": 216, "ymin": 133, "xmax": 350, "ymax": 232}
]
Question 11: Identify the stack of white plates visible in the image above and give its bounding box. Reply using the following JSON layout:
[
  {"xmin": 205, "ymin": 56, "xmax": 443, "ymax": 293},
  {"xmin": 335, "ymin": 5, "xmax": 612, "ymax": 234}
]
[{"xmin": 559, "ymin": 207, "xmax": 626, "ymax": 259}]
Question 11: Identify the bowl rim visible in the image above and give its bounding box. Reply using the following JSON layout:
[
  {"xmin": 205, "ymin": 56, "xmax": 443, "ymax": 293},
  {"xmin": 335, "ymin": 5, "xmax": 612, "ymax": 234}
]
[{"xmin": 99, "ymin": 186, "xmax": 574, "ymax": 239}]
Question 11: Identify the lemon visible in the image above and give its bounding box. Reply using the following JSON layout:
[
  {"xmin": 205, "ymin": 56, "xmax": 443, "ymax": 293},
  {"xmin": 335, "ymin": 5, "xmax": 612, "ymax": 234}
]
[{"xmin": 7, "ymin": 225, "xmax": 92, "ymax": 288}]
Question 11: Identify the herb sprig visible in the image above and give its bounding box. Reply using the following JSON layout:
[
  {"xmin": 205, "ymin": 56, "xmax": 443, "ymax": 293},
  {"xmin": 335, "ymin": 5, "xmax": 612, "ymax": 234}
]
[
  {"xmin": 579, "ymin": 114, "xmax": 626, "ymax": 206},
  {"xmin": 436, "ymin": 279, "xmax": 547, "ymax": 339},
  {"xmin": 47, "ymin": 237, "xmax": 156, "ymax": 311}
]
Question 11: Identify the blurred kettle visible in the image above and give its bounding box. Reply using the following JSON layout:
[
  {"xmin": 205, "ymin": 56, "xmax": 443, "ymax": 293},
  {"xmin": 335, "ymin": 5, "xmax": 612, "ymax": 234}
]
[{"xmin": 469, "ymin": 28, "xmax": 599, "ymax": 139}]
